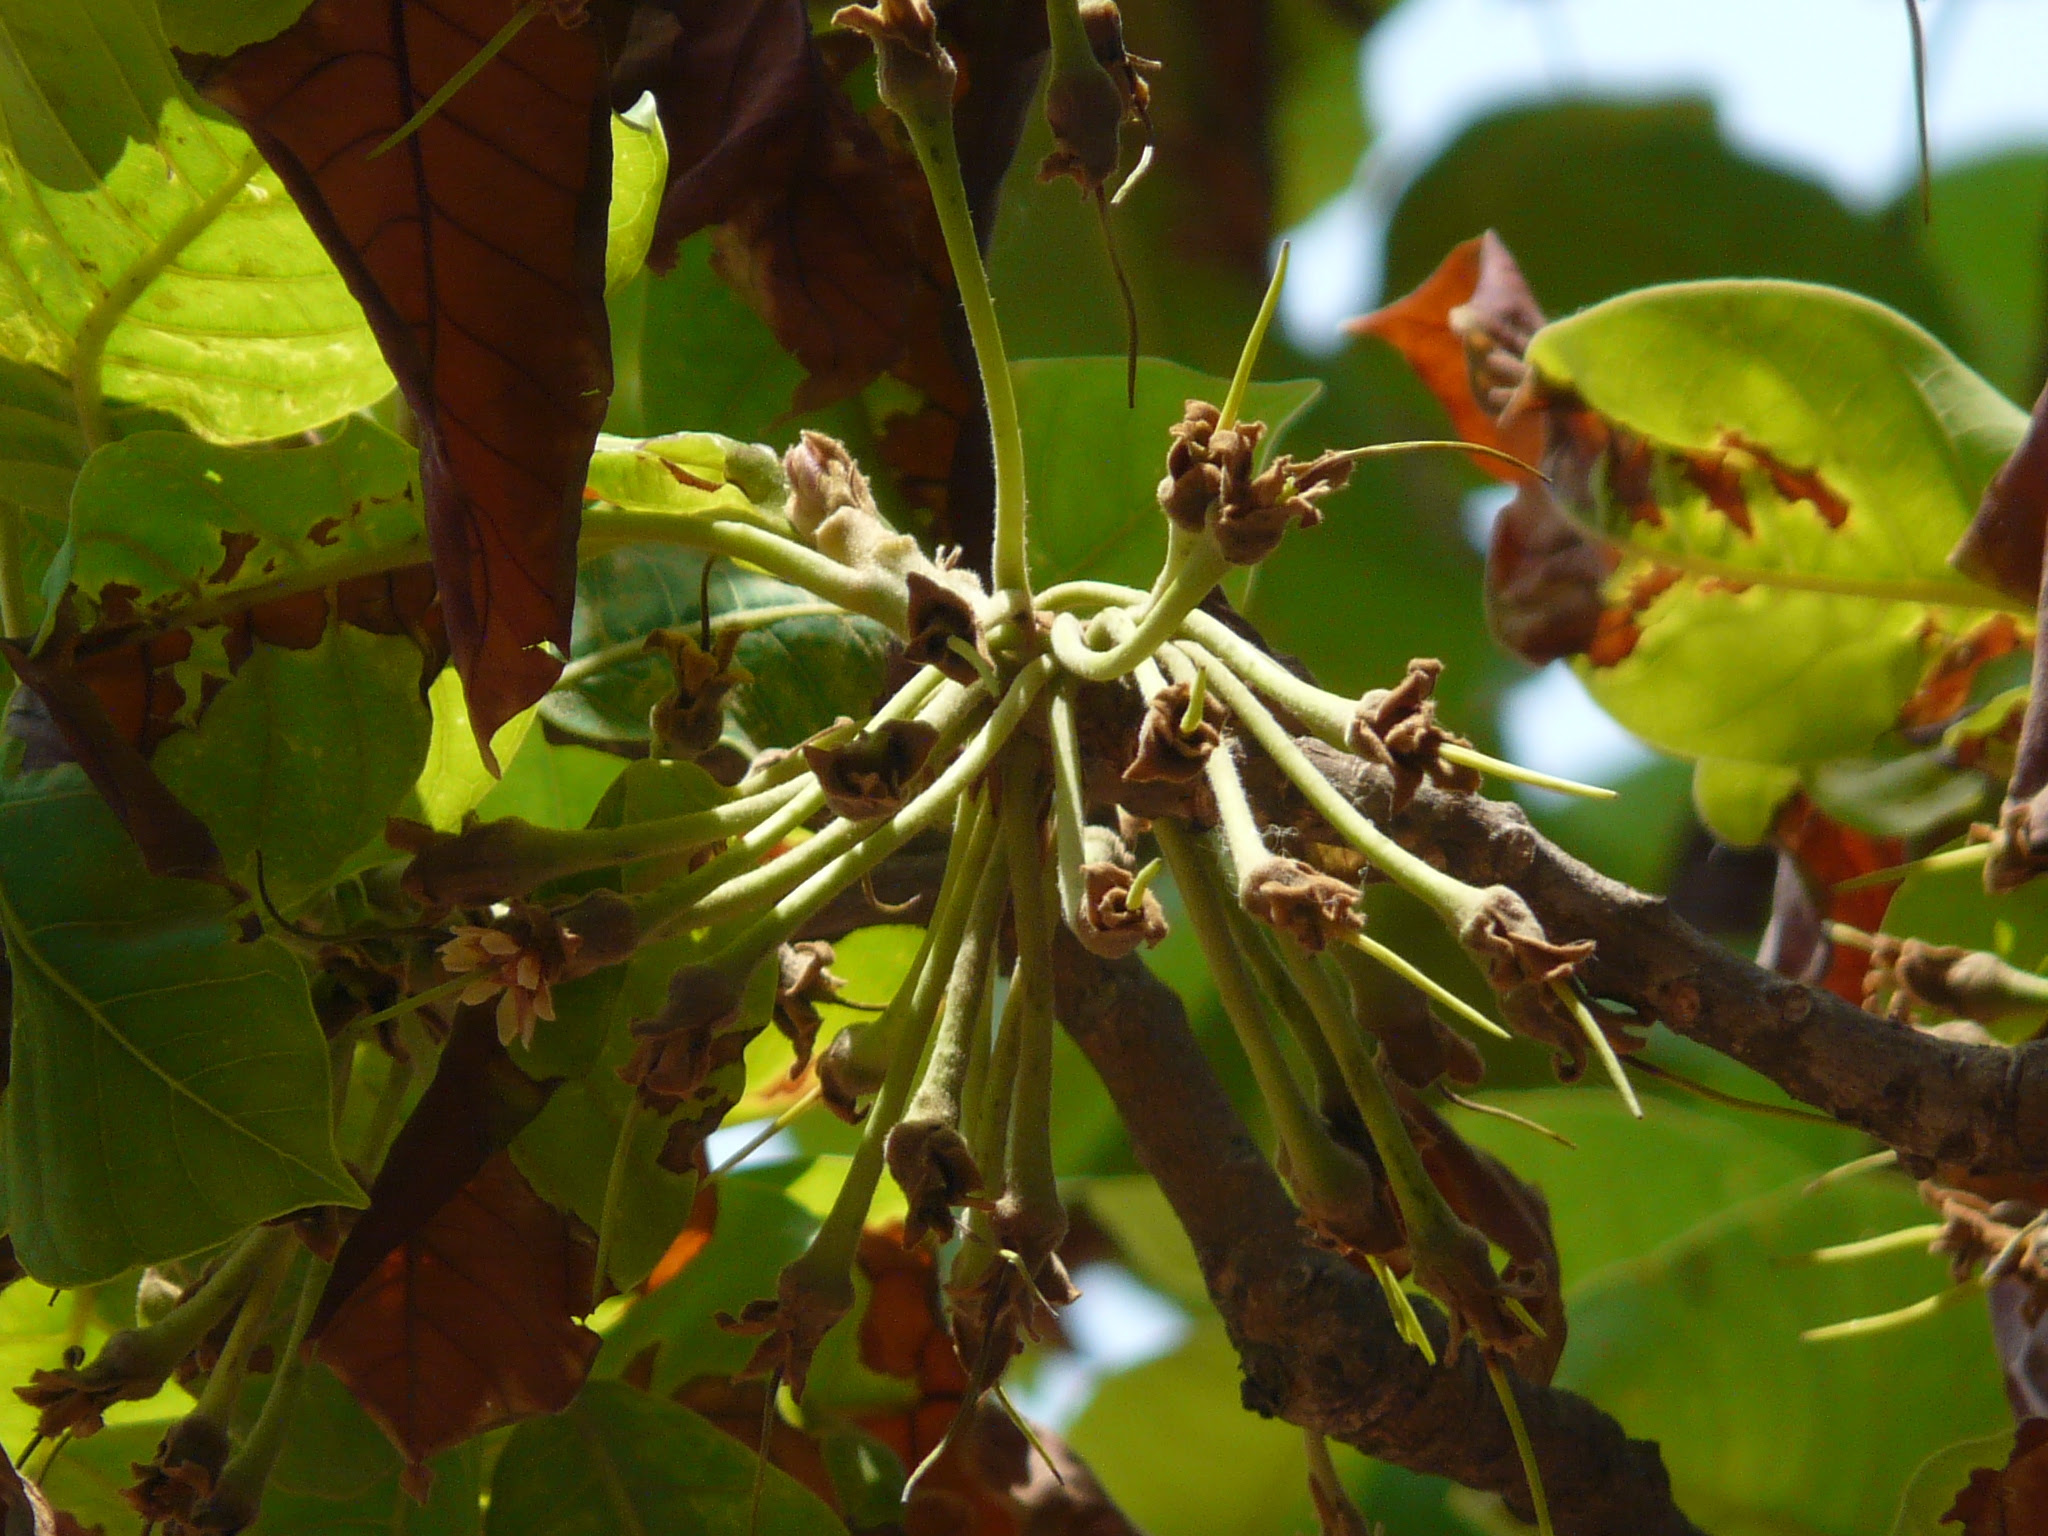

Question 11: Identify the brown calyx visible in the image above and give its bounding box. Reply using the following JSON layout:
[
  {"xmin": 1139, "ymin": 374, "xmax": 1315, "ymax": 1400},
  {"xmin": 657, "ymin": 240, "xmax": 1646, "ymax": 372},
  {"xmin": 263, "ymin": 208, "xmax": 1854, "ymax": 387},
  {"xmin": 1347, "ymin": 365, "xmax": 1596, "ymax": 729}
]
[
  {"xmin": 817, "ymin": 1022, "xmax": 888, "ymax": 1123},
  {"xmin": 1075, "ymin": 862, "xmax": 1168, "ymax": 958},
  {"xmin": 1242, "ymin": 857, "xmax": 1363, "ymax": 952},
  {"xmin": 773, "ymin": 941, "xmax": 844, "ymax": 1073},
  {"xmin": 717, "ymin": 1262, "xmax": 857, "ymax": 1401},
  {"xmin": 903, "ymin": 569, "xmax": 992, "ymax": 686},
  {"xmin": 805, "ymin": 717, "xmax": 943, "ymax": 821},
  {"xmin": 1121, "ymin": 679, "xmax": 1225, "ymax": 786},
  {"xmin": 1346, "ymin": 658, "xmax": 1483, "ymax": 812},
  {"xmin": 646, "ymin": 624, "xmax": 749, "ymax": 761},
  {"xmin": 885, "ymin": 1118, "xmax": 987, "ymax": 1246},
  {"xmin": 124, "ymin": 1413, "xmax": 232, "ymax": 1528},
  {"xmin": 617, "ymin": 965, "xmax": 748, "ymax": 1111},
  {"xmin": 1217, "ymin": 449, "xmax": 1353, "ymax": 567},
  {"xmin": 1457, "ymin": 885, "xmax": 1620, "ymax": 1081}
]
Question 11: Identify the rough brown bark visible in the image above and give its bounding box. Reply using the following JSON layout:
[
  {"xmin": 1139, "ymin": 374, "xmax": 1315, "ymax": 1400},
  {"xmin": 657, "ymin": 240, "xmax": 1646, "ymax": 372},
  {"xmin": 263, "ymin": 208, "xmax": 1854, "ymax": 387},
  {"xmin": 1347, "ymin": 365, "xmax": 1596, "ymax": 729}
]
[
  {"xmin": 1053, "ymin": 931, "xmax": 1703, "ymax": 1536},
  {"xmin": 1245, "ymin": 739, "xmax": 2048, "ymax": 1175}
]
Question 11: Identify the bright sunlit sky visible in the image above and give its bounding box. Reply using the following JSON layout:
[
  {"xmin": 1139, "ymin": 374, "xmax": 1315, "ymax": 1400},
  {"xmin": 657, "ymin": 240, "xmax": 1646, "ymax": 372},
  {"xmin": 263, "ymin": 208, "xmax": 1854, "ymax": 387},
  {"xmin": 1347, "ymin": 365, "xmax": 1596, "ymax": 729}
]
[{"xmin": 1282, "ymin": 0, "xmax": 2048, "ymax": 790}]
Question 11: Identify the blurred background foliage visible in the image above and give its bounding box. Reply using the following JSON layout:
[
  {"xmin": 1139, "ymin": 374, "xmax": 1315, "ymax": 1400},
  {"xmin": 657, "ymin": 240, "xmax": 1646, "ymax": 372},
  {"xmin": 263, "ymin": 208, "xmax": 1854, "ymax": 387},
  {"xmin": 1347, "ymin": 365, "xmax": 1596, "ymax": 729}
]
[{"xmin": 594, "ymin": 2, "xmax": 2048, "ymax": 1529}]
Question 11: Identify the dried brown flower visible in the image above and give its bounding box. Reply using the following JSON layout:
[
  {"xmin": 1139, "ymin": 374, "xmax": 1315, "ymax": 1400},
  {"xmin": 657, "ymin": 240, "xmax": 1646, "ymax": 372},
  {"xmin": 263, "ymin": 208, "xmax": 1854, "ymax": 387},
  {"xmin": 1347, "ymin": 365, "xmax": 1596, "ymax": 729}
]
[
  {"xmin": 617, "ymin": 965, "xmax": 749, "ymax": 1110},
  {"xmin": 903, "ymin": 569, "xmax": 991, "ymax": 686},
  {"xmin": 773, "ymin": 941, "xmax": 844, "ymax": 1072},
  {"xmin": 125, "ymin": 1413, "xmax": 232, "ymax": 1529},
  {"xmin": 645, "ymin": 624, "xmax": 748, "ymax": 761},
  {"xmin": 1242, "ymin": 857, "xmax": 1363, "ymax": 952},
  {"xmin": 805, "ymin": 717, "xmax": 942, "ymax": 821},
  {"xmin": 1346, "ymin": 658, "xmax": 1482, "ymax": 812},
  {"xmin": 1074, "ymin": 862, "xmax": 1168, "ymax": 958},
  {"xmin": 885, "ymin": 1119, "xmax": 986, "ymax": 1246},
  {"xmin": 1122, "ymin": 679, "xmax": 1225, "ymax": 785}
]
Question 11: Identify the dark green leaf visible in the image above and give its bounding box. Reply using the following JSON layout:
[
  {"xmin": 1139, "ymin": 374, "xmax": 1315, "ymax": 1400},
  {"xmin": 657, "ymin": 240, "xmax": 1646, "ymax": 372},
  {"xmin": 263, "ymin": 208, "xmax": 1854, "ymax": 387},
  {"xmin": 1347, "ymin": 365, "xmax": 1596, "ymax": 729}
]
[
  {"xmin": 153, "ymin": 624, "xmax": 431, "ymax": 902},
  {"xmin": 484, "ymin": 1380, "xmax": 847, "ymax": 1536},
  {"xmin": 594, "ymin": 1174, "xmax": 815, "ymax": 1394},
  {"xmin": 52, "ymin": 419, "xmax": 424, "ymax": 631},
  {"xmin": 0, "ymin": 766, "xmax": 360, "ymax": 1284},
  {"xmin": 514, "ymin": 941, "xmax": 774, "ymax": 1294}
]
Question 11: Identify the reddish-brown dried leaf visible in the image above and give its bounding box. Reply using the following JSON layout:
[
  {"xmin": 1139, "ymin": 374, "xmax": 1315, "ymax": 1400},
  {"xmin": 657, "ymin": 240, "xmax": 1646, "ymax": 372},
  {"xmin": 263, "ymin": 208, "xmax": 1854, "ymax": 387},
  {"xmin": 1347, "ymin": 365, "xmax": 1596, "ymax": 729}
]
[
  {"xmin": 1943, "ymin": 1416, "xmax": 2048, "ymax": 1535},
  {"xmin": 1345, "ymin": 231, "xmax": 1546, "ymax": 481},
  {"xmin": 316, "ymin": 1151, "xmax": 600, "ymax": 1477},
  {"xmin": 1953, "ymin": 384, "xmax": 2048, "ymax": 606},
  {"xmin": 1773, "ymin": 795, "xmax": 1903, "ymax": 1004},
  {"xmin": 0, "ymin": 610, "xmax": 226, "ymax": 887},
  {"xmin": 197, "ymin": 1, "xmax": 614, "ymax": 766},
  {"xmin": 312, "ymin": 1006, "xmax": 561, "ymax": 1341},
  {"xmin": 1483, "ymin": 480, "xmax": 1619, "ymax": 667},
  {"xmin": 622, "ymin": 0, "xmax": 920, "ymax": 413}
]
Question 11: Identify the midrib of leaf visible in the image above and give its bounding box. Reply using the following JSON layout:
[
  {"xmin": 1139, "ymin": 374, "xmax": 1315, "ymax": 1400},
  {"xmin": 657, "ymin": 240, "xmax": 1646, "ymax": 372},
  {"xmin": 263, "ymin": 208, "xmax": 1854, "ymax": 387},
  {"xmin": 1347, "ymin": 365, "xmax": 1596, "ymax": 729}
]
[
  {"xmin": 0, "ymin": 854, "xmax": 350, "ymax": 1194},
  {"xmin": 1609, "ymin": 532, "xmax": 2026, "ymax": 615},
  {"xmin": 69, "ymin": 144, "xmax": 264, "ymax": 450},
  {"xmin": 573, "ymin": 1410, "xmax": 654, "ymax": 1536}
]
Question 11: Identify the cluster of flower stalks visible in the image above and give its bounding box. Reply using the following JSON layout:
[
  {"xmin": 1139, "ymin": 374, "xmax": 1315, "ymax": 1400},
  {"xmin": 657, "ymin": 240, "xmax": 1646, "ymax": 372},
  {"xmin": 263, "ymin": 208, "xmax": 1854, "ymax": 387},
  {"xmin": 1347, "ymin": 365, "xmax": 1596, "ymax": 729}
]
[{"xmin": 9, "ymin": 5, "xmax": 1643, "ymax": 1532}]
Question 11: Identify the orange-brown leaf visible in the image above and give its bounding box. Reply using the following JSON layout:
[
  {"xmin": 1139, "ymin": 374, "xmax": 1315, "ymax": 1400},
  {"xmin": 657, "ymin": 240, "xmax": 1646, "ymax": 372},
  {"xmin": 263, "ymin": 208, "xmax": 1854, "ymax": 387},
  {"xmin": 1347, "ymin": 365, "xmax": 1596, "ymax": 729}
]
[
  {"xmin": 1346, "ymin": 231, "xmax": 1546, "ymax": 481},
  {"xmin": 315, "ymin": 1151, "xmax": 600, "ymax": 1477},
  {"xmin": 198, "ymin": 1, "xmax": 615, "ymax": 765}
]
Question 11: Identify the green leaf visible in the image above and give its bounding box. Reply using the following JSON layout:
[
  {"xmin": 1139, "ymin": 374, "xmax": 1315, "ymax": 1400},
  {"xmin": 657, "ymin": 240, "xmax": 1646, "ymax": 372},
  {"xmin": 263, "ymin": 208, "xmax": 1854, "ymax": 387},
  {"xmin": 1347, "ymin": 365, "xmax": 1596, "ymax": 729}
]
[
  {"xmin": 0, "ymin": 0, "xmax": 391, "ymax": 441},
  {"xmin": 1887, "ymin": 1429, "xmax": 2012, "ymax": 1536},
  {"xmin": 1016, "ymin": 356, "xmax": 1322, "ymax": 592},
  {"xmin": 515, "ymin": 940, "xmax": 774, "ymax": 1293},
  {"xmin": 252, "ymin": 1364, "xmax": 485, "ymax": 1535},
  {"xmin": 594, "ymin": 1173, "xmax": 815, "ymax": 1393},
  {"xmin": 1557, "ymin": 1176, "xmax": 2008, "ymax": 1535},
  {"xmin": 605, "ymin": 236, "xmax": 808, "ymax": 445},
  {"xmin": 1067, "ymin": 1317, "xmax": 1312, "ymax": 1536},
  {"xmin": 1268, "ymin": 0, "xmax": 1368, "ymax": 230},
  {"xmin": 606, "ymin": 96, "xmax": 669, "ymax": 299},
  {"xmin": 1884, "ymin": 840, "xmax": 2048, "ymax": 981},
  {"xmin": 158, "ymin": 0, "xmax": 316, "ymax": 56},
  {"xmin": 474, "ymin": 731, "xmax": 629, "ymax": 832},
  {"xmin": 1692, "ymin": 759, "xmax": 1800, "ymax": 848},
  {"xmin": 484, "ymin": 1380, "xmax": 848, "ymax": 1536},
  {"xmin": 52, "ymin": 418, "xmax": 425, "ymax": 627},
  {"xmin": 0, "ymin": 766, "xmax": 362, "ymax": 1284},
  {"xmin": 1527, "ymin": 280, "xmax": 2024, "ymax": 762},
  {"xmin": 1804, "ymin": 749, "xmax": 1991, "ymax": 843},
  {"xmin": 153, "ymin": 625, "xmax": 431, "ymax": 901},
  {"xmin": 1449, "ymin": 1087, "xmax": 1858, "ymax": 1287},
  {"xmin": 1897, "ymin": 150, "xmax": 2048, "ymax": 405},
  {"xmin": 1384, "ymin": 99, "xmax": 1957, "ymax": 339},
  {"xmin": 571, "ymin": 435, "xmax": 890, "ymax": 755},
  {"xmin": 415, "ymin": 668, "xmax": 541, "ymax": 832},
  {"xmin": 0, "ymin": 357, "xmax": 180, "ymax": 634}
]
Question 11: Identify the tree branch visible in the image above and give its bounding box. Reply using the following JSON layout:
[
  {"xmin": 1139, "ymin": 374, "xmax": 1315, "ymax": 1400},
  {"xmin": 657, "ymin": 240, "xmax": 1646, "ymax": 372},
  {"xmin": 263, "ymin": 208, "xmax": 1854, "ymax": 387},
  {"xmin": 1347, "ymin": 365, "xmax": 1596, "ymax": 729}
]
[
  {"xmin": 1243, "ymin": 738, "xmax": 2048, "ymax": 1176},
  {"xmin": 1053, "ymin": 930, "xmax": 1703, "ymax": 1536}
]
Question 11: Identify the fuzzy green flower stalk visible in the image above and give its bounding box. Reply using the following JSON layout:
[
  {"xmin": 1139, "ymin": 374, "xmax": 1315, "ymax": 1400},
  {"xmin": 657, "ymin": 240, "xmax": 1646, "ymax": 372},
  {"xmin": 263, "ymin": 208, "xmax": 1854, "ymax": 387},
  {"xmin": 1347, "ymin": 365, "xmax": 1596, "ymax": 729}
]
[
  {"xmin": 993, "ymin": 747, "xmax": 1068, "ymax": 1259},
  {"xmin": 189, "ymin": 1255, "xmax": 331, "ymax": 1535},
  {"xmin": 1176, "ymin": 641, "xmax": 1495, "ymax": 924},
  {"xmin": 580, "ymin": 505, "xmax": 914, "ymax": 632},
  {"xmin": 1486, "ymin": 1356, "xmax": 1556, "ymax": 1536},
  {"xmin": 740, "ymin": 787, "xmax": 1001, "ymax": 1397},
  {"xmin": 190, "ymin": 1238, "xmax": 298, "ymax": 1429},
  {"xmin": 629, "ymin": 669, "xmax": 974, "ymax": 940},
  {"xmin": 689, "ymin": 658, "xmax": 1052, "ymax": 968},
  {"xmin": 1803, "ymin": 1223, "xmax": 1945, "ymax": 1266},
  {"xmin": 1170, "ymin": 607, "xmax": 1613, "ymax": 801},
  {"xmin": 1153, "ymin": 819, "xmax": 1388, "ymax": 1247},
  {"xmin": 840, "ymin": 0, "xmax": 1030, "ymax": 601}
]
